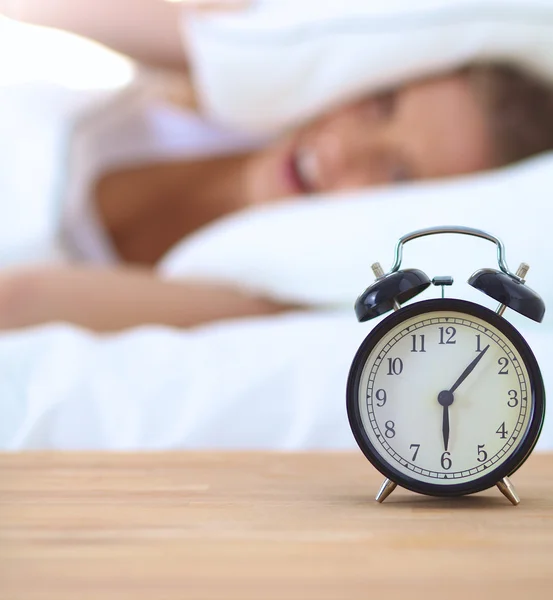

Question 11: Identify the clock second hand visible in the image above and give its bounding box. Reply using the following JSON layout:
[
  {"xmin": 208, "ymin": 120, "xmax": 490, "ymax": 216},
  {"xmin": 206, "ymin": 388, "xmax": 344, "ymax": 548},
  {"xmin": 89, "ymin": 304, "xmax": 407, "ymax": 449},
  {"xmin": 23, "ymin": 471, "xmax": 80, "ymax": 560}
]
[{"xmin": 437, "ymin": 344, "xmax": 491, "ymax": 452}]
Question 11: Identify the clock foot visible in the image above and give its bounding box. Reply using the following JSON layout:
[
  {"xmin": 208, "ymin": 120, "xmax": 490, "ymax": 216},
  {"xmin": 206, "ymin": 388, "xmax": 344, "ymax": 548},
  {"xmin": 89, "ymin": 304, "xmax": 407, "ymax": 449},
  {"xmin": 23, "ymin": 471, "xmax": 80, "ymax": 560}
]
[
  {"xmin": 496, "ymin": 477, "xmax": 520, "ymax": 506},
  {"xmin": 375, "ymin": 478, "xmax": 397, "ymax": 503}
]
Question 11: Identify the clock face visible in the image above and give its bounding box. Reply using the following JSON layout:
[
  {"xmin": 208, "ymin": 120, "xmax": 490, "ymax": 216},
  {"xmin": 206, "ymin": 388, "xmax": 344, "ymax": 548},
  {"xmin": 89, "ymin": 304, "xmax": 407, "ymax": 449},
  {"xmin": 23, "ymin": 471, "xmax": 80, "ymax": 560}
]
[{"xmin": 347, "ymin": 299, "xmax": 545, "ymax": 496}]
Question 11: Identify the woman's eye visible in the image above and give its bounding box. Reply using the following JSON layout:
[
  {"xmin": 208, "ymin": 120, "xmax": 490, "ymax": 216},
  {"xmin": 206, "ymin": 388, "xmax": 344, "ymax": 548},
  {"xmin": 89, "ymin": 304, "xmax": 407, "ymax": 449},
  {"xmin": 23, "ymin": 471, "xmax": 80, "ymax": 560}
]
[{"xmin": 374, "ymin": 91, "xmax": 397, "ymax": 121}]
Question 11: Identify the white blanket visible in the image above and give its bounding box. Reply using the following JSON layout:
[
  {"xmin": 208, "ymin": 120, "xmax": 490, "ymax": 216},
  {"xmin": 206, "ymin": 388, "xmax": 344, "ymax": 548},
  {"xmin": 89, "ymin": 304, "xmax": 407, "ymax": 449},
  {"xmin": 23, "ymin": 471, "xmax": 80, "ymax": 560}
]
[{"xmin": 1, "ymin": 312, "xmax": 551, "ymax": 451}]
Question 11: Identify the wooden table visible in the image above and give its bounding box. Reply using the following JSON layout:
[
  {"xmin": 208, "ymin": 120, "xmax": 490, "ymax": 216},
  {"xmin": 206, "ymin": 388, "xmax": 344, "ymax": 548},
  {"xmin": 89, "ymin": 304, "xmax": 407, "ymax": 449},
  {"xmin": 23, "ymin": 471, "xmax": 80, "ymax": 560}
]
[{"xmin": 1, "ymin": 452, "xmax": 552, "ymax": 599}]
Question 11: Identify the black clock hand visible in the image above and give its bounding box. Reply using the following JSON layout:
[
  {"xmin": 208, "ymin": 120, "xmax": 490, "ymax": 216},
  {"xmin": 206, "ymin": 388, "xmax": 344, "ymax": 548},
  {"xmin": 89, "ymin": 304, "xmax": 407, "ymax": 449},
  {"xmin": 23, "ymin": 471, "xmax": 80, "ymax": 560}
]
[
  {"xmin": 442, "ymin": 405, "xmax": 450, "ymax": 452},
  {"xmin": 437, "ymin": 344, "xmax": 490, "ymax": 452},
  {"xmin": 449, "ymin": 344, "xmax": 490, "ymax": 394},
  {"xmin": 438, "ymin": 390, "xmax": 453, "ymax": 451}
]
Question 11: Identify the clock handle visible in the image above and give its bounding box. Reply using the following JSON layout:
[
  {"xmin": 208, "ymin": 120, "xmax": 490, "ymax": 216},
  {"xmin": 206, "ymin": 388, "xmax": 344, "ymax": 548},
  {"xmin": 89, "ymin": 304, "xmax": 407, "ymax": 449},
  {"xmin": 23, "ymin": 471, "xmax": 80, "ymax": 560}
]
[{"xmin": 388, "ymin": 225, "xmax": 523, "ymax": 282}]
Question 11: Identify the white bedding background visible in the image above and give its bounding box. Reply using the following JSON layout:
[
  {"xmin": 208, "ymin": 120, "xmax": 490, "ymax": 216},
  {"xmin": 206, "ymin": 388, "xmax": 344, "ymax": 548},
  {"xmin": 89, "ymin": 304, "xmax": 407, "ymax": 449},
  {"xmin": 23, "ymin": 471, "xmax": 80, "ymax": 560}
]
[
  {"xmin": 2, "ymin": 150, "xmax": 552, "ymax": 450},
  {"xmin": 0, "ymin": 16, "xmax": 136, "ymax": 267},
  {"xmin": 1, "ymin": 6, "xmax": 552, "ymax": 451},
  {"xmin": 1, "ymin": 310, "xmax": 551, "ymax": 451}
]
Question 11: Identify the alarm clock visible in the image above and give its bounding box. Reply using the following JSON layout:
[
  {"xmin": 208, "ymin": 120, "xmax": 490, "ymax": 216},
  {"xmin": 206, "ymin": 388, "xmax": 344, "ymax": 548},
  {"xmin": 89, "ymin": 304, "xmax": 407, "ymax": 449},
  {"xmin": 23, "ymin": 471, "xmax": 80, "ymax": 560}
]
[{"xmin": 346, "ymin": 226, "xmax": 546, "ymax": 505}]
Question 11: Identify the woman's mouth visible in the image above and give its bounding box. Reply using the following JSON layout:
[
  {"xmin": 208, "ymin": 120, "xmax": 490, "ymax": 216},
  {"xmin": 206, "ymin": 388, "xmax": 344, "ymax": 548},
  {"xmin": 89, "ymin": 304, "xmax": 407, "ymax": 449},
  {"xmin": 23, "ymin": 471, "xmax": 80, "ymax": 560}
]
[{"xmin": 285, "ymin": 147, "xmax": 320, "ymax": 195}]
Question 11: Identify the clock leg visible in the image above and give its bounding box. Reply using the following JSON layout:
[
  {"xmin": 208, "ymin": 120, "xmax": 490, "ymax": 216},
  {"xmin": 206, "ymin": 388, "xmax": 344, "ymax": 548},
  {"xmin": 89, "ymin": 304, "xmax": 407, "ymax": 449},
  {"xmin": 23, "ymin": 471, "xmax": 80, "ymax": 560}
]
[
  {"xmin": 496, "ymin": 477, "xmax": 520, "ymax": 506},
  {"xmin": 375, "ymin": 478, "xmax": 397, "ymax": 503}
]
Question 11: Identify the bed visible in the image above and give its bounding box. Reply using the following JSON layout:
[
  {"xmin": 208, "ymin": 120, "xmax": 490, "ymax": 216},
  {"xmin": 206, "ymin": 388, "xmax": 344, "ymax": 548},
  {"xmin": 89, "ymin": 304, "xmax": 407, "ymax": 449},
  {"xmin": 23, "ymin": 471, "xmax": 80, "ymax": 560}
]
[{"xmin": 1, "ymin": 3, "xmax": 552, "ymax": 451}]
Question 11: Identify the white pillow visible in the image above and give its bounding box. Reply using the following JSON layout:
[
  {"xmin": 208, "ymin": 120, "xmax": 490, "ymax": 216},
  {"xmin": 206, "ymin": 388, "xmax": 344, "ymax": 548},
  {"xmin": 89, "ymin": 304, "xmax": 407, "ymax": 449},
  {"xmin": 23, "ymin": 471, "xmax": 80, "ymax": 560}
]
[
  {"xmin": 159, "ymin": 152, "xmax": 553, "ymax": 334},
  {"xmin": 184, "ymin": 0, "xmax": 553, "ymax": 132}
]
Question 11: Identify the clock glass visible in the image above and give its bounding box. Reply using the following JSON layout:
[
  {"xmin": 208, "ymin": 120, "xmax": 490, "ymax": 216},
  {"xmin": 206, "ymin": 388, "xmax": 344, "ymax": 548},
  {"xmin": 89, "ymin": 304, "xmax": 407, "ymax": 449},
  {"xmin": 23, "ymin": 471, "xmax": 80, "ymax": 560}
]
[{"xmin": 347, "ymin": 299, "xmax": 545, "ymax": 496}]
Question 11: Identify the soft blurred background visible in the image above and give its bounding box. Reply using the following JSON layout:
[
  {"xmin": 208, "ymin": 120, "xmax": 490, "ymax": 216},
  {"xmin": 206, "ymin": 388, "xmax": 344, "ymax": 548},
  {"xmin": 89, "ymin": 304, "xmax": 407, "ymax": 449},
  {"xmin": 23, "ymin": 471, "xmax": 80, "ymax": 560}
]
[{"xmin": 0, "ymin": 0, "xmax": 552, "ymax": 451}]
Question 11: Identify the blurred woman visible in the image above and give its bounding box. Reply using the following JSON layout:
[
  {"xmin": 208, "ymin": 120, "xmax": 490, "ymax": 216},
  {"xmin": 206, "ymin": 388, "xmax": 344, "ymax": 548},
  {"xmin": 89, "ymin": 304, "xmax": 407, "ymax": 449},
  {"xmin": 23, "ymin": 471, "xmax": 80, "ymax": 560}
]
[
  {"xmin": 3, "ymin": 2, "xmax": 553, "ymax": 331},
  {"xmin": 86, "ymin": 63, "xmax": 553, "ymax": 266}
]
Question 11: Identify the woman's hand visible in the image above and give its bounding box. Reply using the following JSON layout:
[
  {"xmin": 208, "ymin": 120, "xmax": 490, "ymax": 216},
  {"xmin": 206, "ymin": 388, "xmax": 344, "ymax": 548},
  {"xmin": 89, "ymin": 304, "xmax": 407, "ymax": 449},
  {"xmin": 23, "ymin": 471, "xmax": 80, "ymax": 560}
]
[{"xmin": 0, "ymin": 266, "xmax": 302, "ymax": 332}]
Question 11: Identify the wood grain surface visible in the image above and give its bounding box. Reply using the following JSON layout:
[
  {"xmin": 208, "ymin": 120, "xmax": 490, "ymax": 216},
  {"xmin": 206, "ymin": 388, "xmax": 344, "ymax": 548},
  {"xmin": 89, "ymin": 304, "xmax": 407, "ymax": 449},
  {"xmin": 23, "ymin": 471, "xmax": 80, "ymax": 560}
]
[{"xmin": 1, "ymin": 451, "xmax": 552, "ymax": 600}]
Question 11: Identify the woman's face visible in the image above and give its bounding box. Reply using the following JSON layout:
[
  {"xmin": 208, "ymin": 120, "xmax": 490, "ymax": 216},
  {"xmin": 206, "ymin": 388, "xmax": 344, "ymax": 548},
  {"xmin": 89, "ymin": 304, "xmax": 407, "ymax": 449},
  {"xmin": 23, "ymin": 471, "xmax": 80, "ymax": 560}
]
[{"xmin": 247, "ymin": 73, "xmax": 495, "ymax": 203}]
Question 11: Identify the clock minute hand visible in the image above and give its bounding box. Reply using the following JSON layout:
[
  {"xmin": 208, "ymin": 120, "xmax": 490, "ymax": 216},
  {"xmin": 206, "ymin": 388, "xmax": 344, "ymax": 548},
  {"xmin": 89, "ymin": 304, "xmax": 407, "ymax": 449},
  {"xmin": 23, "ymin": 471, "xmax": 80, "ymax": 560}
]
[
  {"xmin": 442, "ymin": 405, "xmax": 450, "ymax": 452},
  {"xmin": 449, "ymin": 344, "xmax": 490, "ymax": 394}
]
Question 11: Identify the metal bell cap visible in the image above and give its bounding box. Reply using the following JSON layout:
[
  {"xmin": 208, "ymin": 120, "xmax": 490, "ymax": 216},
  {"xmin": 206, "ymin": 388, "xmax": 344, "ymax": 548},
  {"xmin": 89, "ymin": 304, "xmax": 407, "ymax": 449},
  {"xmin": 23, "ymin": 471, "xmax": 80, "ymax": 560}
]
[
  {"xmin": 355, "ymin": 269, "xmax": 431, "ymax": 322},
  {"xmin": 468, "ymin": 268, "xmax": 546, "ymax": 323}
]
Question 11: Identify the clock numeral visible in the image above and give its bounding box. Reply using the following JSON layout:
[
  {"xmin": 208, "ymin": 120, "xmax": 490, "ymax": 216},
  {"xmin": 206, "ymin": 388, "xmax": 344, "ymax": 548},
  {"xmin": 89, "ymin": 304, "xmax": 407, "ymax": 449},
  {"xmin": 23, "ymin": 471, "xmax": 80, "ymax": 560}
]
[
  {"xmin": 498, "ymin": 357, "xmax": 509, "ymax": 375},
  {"xmin": 410, "ymin": 334, "xmax": 426, "ymax": 353},
  {"xmin": 496, "ymin": 422, "xmax": 508, "ymax": 439},
  {"xmin": 375, "ymin": 389, "xmax": 387, "ymax": 407},
  {"xmin": 475, "ymin": 334, "xmax": 482, "ymax": 353},
  {"xmin": 384, "ymin": 421, "xmax": 396, "ymax": 439},
  {"xmin": 409, "ymin": 444, "xmax": 420, "ymax": 462},
  {"xmin": 387, "ymin": 358, "xmax": 403, "ymax": 376},
  {"xmin": 439, "ymin": 326, "xmax": 457, "ymax": 345},
  {"xmin": 441, "ymin": 451, "xmax": 452, "ymax": 470},
  {"xmin": 477, "ymin": 444, "xmax": 488, "ymax": 463},
  {"xmin": 507, "ymin": 390, "xmax": 519, "ymax": 408}
]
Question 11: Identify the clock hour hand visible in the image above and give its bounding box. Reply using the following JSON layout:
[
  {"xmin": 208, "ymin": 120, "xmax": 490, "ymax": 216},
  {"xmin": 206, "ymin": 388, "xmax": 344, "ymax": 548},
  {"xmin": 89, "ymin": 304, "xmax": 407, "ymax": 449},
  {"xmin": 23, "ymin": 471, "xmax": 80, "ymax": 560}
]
[{"xmin": 449, "ymin": 344, "xmax": 490, "ymax": 394}]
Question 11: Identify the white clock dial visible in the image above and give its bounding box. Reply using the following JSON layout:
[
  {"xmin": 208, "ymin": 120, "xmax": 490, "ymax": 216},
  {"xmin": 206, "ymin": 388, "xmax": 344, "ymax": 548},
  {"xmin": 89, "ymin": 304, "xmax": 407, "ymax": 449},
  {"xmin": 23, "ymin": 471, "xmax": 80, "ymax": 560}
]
[{"xmin": 356, "ymin": 309, "xmax": 533, "ymax": 485}]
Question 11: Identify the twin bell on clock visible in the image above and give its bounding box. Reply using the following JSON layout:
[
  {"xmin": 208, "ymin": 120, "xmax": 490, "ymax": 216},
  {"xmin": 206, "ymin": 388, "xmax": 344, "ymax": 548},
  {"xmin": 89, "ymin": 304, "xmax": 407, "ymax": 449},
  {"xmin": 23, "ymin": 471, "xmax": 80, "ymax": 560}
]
[{"xmin": 346, "ymin": 226, "xmax": 546, "ymax": 506}]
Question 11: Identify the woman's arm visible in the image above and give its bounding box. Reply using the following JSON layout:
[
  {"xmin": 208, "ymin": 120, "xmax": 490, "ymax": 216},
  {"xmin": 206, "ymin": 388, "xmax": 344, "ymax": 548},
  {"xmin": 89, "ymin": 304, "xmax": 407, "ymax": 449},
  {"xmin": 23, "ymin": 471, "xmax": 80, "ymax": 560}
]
[
  {"xmin": 7, "ymin": 1, "xmax": 249, "ymax": 70},
  {"xmin": 0, "ymin": 266, "xmax": 299, "ymax": 332},
  {"xmin": 7, "ymin": 0, "xmax": 187, "ymax": 69}
]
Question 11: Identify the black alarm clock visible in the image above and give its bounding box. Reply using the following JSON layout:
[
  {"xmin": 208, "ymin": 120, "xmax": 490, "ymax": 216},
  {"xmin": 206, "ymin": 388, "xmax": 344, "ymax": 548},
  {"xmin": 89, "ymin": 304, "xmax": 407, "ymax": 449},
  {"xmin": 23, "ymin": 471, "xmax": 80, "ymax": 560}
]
[{"xmin": 346, "ymin": 226, "xmax": 546, "ymax": 505}]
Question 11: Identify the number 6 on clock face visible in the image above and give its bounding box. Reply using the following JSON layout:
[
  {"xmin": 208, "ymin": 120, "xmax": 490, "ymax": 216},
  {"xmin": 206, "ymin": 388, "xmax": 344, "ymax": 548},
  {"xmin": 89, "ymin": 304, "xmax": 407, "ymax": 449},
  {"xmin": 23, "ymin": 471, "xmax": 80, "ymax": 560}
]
[{"xmin": 346, "ymin": 299, "xmax": 545, "ymax": 497}]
